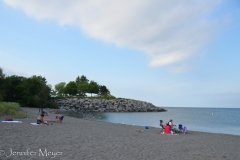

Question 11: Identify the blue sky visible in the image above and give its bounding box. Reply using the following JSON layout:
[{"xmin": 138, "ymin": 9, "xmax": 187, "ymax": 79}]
[{"xmin": 0, "ymin": 0, "xmax": 240, "ymax": 108}]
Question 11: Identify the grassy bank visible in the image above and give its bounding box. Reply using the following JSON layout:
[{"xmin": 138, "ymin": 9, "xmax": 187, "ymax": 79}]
[
  {"xmin": 51, "ymin": 94, "xmax": 117, "ymax": 100},
  {"xmin": 0, "ymin": 102, "xmax": 27, "ymax": 118}
]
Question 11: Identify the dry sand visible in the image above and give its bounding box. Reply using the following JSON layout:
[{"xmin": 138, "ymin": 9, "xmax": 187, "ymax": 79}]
[{"xmin": 0, "ymin": 107, "xmax": 240, "ymax": 160}]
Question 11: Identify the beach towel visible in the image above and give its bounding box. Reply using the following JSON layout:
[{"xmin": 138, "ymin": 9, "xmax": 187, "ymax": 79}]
[
  {"xmin": 5, "ymin": 118, "xmax": 13, "ymax": 121},
  {"xmin": 31, "ymin": 123, "xmax": 42, "ymax": 125},
  {"xmin": 2, "ymin": 121, "xmax": 22, "ymax": 123},
  {"xmin": 165, "ymin": 134, "xmax": 179, "ymax": 136},
  {"xmin": 161, "ymin": 132, "xmax": 179, "ymax": 135}
]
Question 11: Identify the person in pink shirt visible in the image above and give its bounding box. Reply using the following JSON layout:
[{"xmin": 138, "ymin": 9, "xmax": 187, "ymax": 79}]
[{"xmin": 164, "ymin": 125, "xmax": 172, "ymax": 134}]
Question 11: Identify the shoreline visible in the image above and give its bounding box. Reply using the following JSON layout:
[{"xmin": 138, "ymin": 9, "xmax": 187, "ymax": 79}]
[
  {"xmin": 1, "ymin": 107, "xmax": 240, "ymax": 160},
  {"xmin": 60, "ymin": 109, "xmax": 240, "ymax": 136}
]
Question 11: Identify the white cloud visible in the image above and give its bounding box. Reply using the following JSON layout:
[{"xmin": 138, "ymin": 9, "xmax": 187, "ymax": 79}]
[
  {"xmin": 170, "ymin": 65, "xmax": 192, "ymax": 74},
  {"xmin": 3, "ymin": 0, "xmax": 222, "ymax": 68}
]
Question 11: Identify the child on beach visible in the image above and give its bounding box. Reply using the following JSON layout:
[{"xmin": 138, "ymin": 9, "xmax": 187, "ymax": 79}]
[
  {"xmin": 56, "ymin": 115, "xmax": 64, "ymax": 123},
  {"xmin": 37, "ymin": 114, "xmax": 49, "ymax": 125},
  {"xmin": 53, "ymin": 109, "xmax": 58, "ymax": 114},
  {"xmin": 83, "ymin": 113, "xmax": 86, "ymax": 119}
]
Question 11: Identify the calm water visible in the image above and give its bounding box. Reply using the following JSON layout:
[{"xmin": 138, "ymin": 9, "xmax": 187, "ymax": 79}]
[{"xmin": 60, "ymin": 107, "xmax": 240, "ymax": 136}]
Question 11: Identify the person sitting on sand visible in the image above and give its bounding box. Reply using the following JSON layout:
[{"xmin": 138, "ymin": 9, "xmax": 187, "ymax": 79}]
[
  {"xmin": 160, "ymin": 120, "xmax": 166, "ymax": 132},
  {"xmin": 37, "ymin": 114, "xmax": 49, "ymax": 125},
  {"xmin": 163, "ymin": 124, "xmax": 173, "ymax": 134},
  {"xmin": 168, "ymin": 119, "xmax": 182, "ymax": 133},
  {"xmin": 168, "ymin": 119, "xmax": 176, "ymax": 128}
]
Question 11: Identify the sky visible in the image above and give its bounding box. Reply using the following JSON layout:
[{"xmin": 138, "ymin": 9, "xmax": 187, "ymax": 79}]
[{"xmin": 0, "ymin": 0, "xmax": 240, "ymax": 108}]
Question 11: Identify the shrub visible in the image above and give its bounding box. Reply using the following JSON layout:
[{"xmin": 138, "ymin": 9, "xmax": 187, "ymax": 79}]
[
  {"xmin": 97, "ymin": 94, "xmax": 116, "ymax": 100},
  {"xmin": 8, "ymin": 109, "xmax": 17, "ymax": 115},
  {"xmin": 0, "ymin": 102, "xmax": 27, "ymax": 117}
]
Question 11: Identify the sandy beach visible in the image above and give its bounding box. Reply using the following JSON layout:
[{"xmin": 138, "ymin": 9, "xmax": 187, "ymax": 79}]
[{"xmin": 0, "ymin": 107, "xmax": 240, "ymax": 160}]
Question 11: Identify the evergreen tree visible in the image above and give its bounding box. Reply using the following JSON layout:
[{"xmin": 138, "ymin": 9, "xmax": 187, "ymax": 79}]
[
  {"xmin": 75, "ymin": 75, "xmax": 89, "ymax": 96},
  {"xmin": 99, "ymin": 85, "xmax": 110, "ymax": 95}
]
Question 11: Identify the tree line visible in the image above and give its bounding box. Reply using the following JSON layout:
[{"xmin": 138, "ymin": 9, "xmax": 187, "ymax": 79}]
[
  {"xmin": 53, "ymin": 75, "xmax": 111, "ymax": 97},
  {"xmin": 0, "ymin": 68, "xmax": 112, "ymax": 108}
]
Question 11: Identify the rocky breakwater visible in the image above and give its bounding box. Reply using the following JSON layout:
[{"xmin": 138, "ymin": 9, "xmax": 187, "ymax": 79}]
[{"xmin": 52, "ymin": 98, "xmax": 166, "ymax": 112}]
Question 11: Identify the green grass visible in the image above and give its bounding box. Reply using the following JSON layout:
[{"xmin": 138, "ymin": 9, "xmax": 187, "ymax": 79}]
[
  {"xmin": 52, "ymin": 95, "xmax": 143, "ymax": 101},
  {"xmin": 52, "ymin": 94, "xmax": 117, "ymax": 100},
  {"xmin": 0, "ymin": 102, "xmax": 27, "ymax": 118}
]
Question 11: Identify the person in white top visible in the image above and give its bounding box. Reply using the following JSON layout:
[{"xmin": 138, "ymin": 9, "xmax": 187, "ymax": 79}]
[
  {"xmin": 168, "ymin": 119, "xmax": 182, "ymax": 133},
  {"xmin": 168, "ymin": 119, "xmax": 176, "ymax": 128}
]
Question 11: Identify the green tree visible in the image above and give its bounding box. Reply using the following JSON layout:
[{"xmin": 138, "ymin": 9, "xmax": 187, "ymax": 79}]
[
  {"xmin": 64, "ymin": 81, "xmax": 78, "ymax": 96},
  {"xmin": 76, "ymin": 75, "xmax": 89, "ymax": 96},
  {"xmin": 0, "ymin": 68, "xmax": 5, "ymax": 79},
  {"xmin": 99, "ymin": 85, "xmax": 110, "ymax": 95},
  {"xmin": 3, "ymin": 75, "xmax": 24, "ymax": 103},
  {"xmin": 75, "ymin": 76, "xmax": 81, "ymax": 84},
  {"xmin": 0, "ymin": 68, "xmax": 57, "ymax": 108},
  {"xmin": 0, "ymin": 68, "xmax": 5, "ymax": 101},
  {"xmin": 19, "ymin": 75, "xmax": 51, "ymax": 108},
  {"xmin": 88, "ymin": 81, "xmax": 99, "ymax": 97},
  {"xmin": 54, "ymin": 82, "xmax": 66, "ymax": 96},
  {"xmin": 78, "ymin": 81, "xmax": 89, "ymax": 96},
  {"xmin": 78, "ymin": 75, "xmax": 89, "ymax": 84}
]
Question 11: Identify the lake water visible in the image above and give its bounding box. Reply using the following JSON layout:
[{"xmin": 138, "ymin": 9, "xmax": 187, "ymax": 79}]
[{"xmin": 60, "ymin": 107, "xmax": 240, "ymax": 136}]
